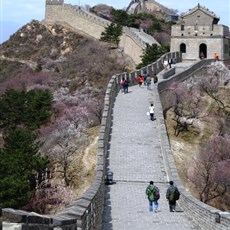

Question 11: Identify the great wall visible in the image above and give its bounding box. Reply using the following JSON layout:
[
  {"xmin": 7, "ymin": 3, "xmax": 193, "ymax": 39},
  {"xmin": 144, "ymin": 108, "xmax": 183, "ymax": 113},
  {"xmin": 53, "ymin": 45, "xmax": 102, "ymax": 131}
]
[
  {"xmin": 44, "ymin": 0, "xmax": 160, "ymax": 65},
  {"xmin": 1, "ymin": 0, "xmax": 230, "ymax": 229}
]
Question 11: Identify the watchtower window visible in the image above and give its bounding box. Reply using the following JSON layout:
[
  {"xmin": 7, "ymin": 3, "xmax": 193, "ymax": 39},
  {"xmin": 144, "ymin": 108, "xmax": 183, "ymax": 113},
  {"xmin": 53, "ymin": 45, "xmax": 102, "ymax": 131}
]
[
  {"xmin": 181, "ymin": 25, "xmax": 184, "ymax": 31},
  {"xmin": 180, "ymin": 43, "xmax": 186, "ymax": 53}
]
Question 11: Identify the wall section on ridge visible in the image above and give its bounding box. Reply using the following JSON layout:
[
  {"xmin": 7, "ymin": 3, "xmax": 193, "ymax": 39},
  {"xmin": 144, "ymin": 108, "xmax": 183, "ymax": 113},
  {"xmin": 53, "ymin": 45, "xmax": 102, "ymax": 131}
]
[
  {"xmin": 45, "ymin": 4, "xmax": 109, "ymax": 39},
  {"xmin": 45, "ymin": 3, "xmax": 146, "ymax": 64}
]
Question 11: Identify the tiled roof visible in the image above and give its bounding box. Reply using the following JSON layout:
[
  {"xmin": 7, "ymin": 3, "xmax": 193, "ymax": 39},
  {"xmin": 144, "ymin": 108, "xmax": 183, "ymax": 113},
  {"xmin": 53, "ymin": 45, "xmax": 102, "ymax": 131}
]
[{"xmin": 181, "ymin": 3, "xmax": 219, "ymax": 20}]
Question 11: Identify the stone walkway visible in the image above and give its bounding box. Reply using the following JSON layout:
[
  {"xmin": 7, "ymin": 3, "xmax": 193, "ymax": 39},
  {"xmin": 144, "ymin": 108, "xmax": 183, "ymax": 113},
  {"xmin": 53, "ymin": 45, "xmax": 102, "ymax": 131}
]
[{"xmin": 102, "ymin": 81, "xmax": 201, "ymax": 230}]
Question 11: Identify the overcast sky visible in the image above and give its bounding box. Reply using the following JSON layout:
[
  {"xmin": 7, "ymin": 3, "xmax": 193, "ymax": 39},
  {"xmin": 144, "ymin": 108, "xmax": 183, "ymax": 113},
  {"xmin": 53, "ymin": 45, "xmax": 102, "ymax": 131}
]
[{"xmin": 0, "ymin": 0, "xmax": 229, "ymax": 44}]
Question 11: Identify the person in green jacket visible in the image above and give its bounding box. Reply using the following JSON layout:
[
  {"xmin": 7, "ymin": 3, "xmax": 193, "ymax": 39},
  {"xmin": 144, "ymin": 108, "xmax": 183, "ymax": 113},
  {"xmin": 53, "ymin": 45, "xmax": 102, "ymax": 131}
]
[{"xmin": 146, "ymin": 181, "xmax": 160, "ymax": 212}]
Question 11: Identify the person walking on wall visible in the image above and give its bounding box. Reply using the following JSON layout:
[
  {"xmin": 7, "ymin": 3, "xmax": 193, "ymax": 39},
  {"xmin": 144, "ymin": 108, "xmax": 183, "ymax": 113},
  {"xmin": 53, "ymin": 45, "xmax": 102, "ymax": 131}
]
[
  {"xmin": 146, "ymin": 181, "xmax": 160, "ymax": 213},
  {"xmin": 149, "ymin": 103, "xmax": 155, "ymax": 121},
  {"xmin": 166, "ymin": 181, "xmax": 180, "ymax": 212},
  {"xmin": 143, "ymin": 71, "xmax": 147, "ymax": 85},
  {"xmin": 168, "ymin": 58, "xmax": 172, "ymax": 69},
  {"xmin": 123, "ymin": 77, "xmax": 130, "ymax": 94},
  {"xmin": 120, "ymin": 77, "xmax": 125, "ymax": 93},
  {"xmin": 146, "ymin": 74, "xmax": 151, "ymax": 90},
  {"xmin": 137, "ymin": 74, "xmax": 144, "ymax": 87},
  {"xmin": 214, "ymin": 53, "xmax": 219, "ymax": 60},
  {"xmin": 153, "ymin": 74, "xmax": 158, "ymax": 84},
  {"xmin": 163, "ymin": 59, "xmax": 168, "ymax": 71}
]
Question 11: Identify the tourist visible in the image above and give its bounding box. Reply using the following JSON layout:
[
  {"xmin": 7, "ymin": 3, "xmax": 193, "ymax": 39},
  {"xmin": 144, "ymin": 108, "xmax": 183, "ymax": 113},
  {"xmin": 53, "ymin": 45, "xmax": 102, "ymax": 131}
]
[
  {"xmin": 214, "ymin": 53, "xmax": 219, "ymax": 60},
  {"xmin": 146, "ymin": 74, "xmax": 151, "ymax": 90},
  {"xmin": 166, "ymin": 181, "xmax": 180, "ymax": 212},
  {"xmin": 149, "ymin": 103, "xmax": 155, "ymax": 121},
  {"xmin": 163, "ymin": 59, "xmax": 168, "ymax": 71},
  {"xmin": 137, "ymin": 74, "xmax": 144, "ymax": 87},
  {"xmin": 146, "ymin": 181, "xmax": 160, "ymax": 212},
  {"xmin": 120, "ymin": 77, "xmax": 125, "ymax": 93},
  {"xmin": 123, "ymin": 77, "xmax": 130, "ymax": 94}
]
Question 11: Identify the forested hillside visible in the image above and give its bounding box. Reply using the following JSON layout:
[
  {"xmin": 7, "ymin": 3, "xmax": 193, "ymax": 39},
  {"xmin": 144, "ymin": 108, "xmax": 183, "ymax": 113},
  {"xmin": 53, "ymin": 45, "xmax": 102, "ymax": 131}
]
[{"xmin": 0, "ymin": 20, "xmax": 134, "ymax": 214}]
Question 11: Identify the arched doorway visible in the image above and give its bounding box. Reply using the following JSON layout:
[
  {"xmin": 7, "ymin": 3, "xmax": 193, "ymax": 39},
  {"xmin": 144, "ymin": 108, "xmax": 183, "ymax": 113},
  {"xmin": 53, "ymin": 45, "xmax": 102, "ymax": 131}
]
[
  {"xmin": 199, "ymin": 43, "xmax": 207, "ymax": 59},
  {"xmin": 180, "ymin": 43, "xmax": 186, "ymax": 53}
]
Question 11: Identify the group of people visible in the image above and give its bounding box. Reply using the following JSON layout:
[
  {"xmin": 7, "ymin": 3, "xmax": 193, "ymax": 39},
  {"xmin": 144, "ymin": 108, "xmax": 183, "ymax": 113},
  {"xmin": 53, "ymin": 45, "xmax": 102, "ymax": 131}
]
[
  {"xmin": 136, "ymin": 72, "xmax": 158, "ymax": 90},
  {"xmin": 163, "ymin": 58, "xmax": 173, "ymax": 70},
  {"xmin": 146, "ymin": 180, "xmax": 180, "ymax": 213},
  {"xmin": 200, "ymin": 52, "xmax": 219, "ymax": 60},
  {"xmin": 120, "ymin": 73, "xmax": 158, "ymax": 121},
  {"xmin": 120, "ymin": 77, "xmax": 130, "ymax": 94}
]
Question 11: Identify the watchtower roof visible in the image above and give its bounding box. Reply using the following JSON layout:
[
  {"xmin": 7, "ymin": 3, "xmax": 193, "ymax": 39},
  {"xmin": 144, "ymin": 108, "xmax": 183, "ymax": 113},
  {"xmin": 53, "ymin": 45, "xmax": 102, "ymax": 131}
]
[{"xmin": 181, "ymin": 3, "xmax": 220, "ymax": 22}]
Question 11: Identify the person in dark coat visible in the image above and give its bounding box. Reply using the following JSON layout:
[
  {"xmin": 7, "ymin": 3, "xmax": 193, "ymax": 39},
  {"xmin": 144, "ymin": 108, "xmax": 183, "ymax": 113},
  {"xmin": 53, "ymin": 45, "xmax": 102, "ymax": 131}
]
[
  {"xmin": 166, "ymin": 181, "xmax": 180, "ymax": 212},
  {"xmin": 123, "ymin": 77, "xmax": 130, "ymax": 94}
]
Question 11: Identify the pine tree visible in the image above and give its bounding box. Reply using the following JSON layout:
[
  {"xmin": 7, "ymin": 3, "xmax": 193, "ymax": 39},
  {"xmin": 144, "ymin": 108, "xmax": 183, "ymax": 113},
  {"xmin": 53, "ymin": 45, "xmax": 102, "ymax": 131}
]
[
  {"xmin": 23, "ymin": 89, "xmax": 53, "ymax": 129},
  {"xmin": 137, "ymin": 44, "xmax": 169, "ymax": 69},
  {"xmin": 0, "ymin": 88, "xmax": 53, "ymax": 130},
  {"xmin": 100, "ymin": 23, "xmax": 122, "ymax": 48},
  {"xmin": 0, "ymin": 89, "xmax": 27, "ymax": 129},
  {"xmin": 0, "ymin": 128, "xmax": 49, "ymax": 208}
]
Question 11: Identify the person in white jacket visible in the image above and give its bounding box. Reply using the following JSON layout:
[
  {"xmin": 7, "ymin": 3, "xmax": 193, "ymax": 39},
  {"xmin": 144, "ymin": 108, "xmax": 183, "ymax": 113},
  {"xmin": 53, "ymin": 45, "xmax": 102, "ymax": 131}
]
[{"xmin": 149, "ymin": 103, "xmax": 155, "ymax": 121}]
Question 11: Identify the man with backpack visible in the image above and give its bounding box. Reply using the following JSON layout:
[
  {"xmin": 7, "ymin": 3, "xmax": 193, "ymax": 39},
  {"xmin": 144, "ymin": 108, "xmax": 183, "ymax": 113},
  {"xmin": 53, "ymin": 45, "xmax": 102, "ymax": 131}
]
[
  {"xmin": 145, "ymin": 181, "xmax": 160, "ymax": 213},
  {"xmin": 166, "ymin": 180, "xmax": 180, "ymax": 212}
]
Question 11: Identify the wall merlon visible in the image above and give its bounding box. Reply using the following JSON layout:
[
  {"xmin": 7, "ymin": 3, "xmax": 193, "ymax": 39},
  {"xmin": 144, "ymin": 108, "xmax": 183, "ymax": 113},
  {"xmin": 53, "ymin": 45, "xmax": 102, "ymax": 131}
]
[{"xmin": 46, "ymin": 0, "xmax": 64, "ymax": 5}]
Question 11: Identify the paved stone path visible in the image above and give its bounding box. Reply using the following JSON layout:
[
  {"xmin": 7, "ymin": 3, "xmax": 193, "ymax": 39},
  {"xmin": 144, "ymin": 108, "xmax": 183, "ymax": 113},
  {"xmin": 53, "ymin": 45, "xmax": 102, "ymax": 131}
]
[{"xmin": 102, "ymin": 80, "xmax": 201, "ymax": 230}]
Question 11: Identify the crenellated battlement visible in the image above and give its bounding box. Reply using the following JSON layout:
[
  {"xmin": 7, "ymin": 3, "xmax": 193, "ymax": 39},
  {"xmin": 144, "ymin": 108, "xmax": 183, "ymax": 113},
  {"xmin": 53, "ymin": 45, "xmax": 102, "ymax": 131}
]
[{"xmin": 46, "ymin": 0, "xmax": 64, "ymax": 5}]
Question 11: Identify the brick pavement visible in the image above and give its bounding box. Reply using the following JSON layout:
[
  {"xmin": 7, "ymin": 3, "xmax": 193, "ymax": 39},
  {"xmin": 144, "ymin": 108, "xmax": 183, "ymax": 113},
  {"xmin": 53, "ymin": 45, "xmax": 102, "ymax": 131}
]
[{"xmin": 102, "ymin": 82, "xmax": 201, "ymax": 230}]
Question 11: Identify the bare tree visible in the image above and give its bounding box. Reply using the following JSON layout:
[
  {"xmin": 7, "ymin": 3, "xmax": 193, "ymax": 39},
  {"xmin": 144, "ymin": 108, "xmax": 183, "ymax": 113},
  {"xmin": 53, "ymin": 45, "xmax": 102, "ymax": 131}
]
[
  {"xmin": 198, "ymin": 62, "xmax": 230, "ymax": 115},
  {"xmin": 167, "ymin": 82, "xmax": 201, "ymax": 136},
  {"xmin": 47, "ymin": 106, "xmax": 89, "ymax": 186},
  {"xmin": 188, "ymin": 134, "xmax": 230, "ymax": 203}
]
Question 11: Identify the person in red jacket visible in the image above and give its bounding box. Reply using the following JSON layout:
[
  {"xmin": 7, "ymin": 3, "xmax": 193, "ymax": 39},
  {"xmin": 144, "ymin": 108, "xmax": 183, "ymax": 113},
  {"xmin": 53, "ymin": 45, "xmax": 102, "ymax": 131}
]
[{"xmin": 137, "ymin": 74, "xmax": 144, "ymax": 87}]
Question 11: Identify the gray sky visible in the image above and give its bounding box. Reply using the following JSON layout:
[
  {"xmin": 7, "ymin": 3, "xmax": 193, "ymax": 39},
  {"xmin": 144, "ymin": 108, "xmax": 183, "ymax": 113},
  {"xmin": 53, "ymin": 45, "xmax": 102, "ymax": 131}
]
[{"xmin": 0, "ymin": 0, "xmax": 230, "ymax": 43}]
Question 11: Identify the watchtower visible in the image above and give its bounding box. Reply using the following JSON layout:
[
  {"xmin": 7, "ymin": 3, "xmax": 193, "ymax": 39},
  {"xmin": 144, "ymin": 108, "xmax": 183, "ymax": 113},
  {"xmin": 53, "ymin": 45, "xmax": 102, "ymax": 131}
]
[{"xmin": 170, "ymin": 4, "xmax": 230, "ymax": 61}]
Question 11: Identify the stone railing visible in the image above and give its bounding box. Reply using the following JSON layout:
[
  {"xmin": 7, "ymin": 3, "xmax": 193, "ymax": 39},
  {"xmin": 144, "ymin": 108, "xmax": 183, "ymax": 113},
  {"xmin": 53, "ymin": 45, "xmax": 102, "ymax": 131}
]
[{"xmin": 122, "ymin": 27, "xmax": 148, "ymax": 49}]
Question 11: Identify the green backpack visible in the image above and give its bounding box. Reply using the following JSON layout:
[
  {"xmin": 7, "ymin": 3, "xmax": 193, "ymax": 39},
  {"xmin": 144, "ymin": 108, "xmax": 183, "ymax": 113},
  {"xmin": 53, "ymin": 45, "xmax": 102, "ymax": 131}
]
[
  {"xmin": 147, "ymin": 187, "xmax": 154, "ymax": 201},
  {"xmin": 146, "ymin": 186, "xmax": 160, "ymax": 201}
]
